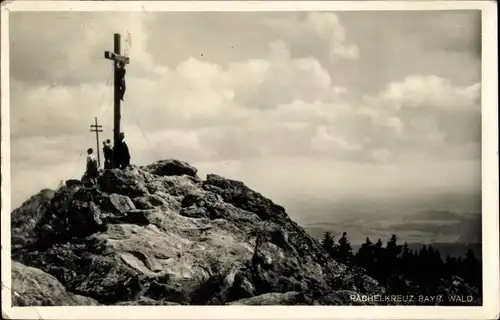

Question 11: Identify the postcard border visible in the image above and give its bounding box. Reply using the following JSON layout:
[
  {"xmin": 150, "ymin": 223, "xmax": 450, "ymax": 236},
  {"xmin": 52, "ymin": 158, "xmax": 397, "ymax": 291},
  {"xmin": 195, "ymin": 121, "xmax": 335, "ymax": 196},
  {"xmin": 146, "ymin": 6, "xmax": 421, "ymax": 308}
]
[{"xmin": 1, "ymin": 1, "xmax": 498, "ymax": 320}]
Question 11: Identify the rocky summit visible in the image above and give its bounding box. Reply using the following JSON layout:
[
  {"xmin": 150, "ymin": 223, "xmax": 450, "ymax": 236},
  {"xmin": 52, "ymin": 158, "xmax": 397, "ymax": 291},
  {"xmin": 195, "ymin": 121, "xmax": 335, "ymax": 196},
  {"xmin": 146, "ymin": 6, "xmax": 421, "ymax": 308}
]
[{"xmin": 11, "ymin": 159, "xmax": 385, "ymax": 306}]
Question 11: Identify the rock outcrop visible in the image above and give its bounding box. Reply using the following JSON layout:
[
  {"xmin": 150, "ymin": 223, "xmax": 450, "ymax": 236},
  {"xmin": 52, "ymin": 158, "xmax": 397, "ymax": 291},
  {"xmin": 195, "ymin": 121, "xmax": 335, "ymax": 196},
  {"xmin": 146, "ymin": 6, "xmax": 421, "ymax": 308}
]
[
  {"xmin": 11, "ymin": 159, "xmax": 386, "ymax": 306},
  {"xmin": 11, "ymin": 261, "xmax": 99, "ymax": 306}
]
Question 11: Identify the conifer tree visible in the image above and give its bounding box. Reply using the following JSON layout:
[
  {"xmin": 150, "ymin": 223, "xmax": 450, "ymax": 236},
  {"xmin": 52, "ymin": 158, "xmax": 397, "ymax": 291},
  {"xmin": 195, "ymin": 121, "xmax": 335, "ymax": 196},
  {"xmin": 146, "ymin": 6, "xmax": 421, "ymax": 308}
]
[
  {"xmin": 337, "ymin": 232, "xmax": 353, "ymax": 264},
  {"xmin": 462, "ymin": 247, "xmax": 481, "ymax": 288},
  {"xmin": 320, "ymin": 232, "xmax": 335, "ymax": 256},
  {"xmin": 386, "ymin": 234, "xmax": 403, "ymax": 274},
  {"xmin": 354, "ymin": 237, "xmax": 373, "ymax": 270},
  {"xmin": 334, "ymin": 230, "xmax": 482, "ymax": 301}
]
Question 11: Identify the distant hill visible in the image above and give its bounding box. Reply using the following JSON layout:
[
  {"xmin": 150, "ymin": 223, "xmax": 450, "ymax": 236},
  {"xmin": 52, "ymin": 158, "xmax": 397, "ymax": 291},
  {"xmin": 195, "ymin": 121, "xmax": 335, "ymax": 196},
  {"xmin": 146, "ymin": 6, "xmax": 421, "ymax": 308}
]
[
  {"xmin": 303, "ymin": 209, "xmax": 481, "ymax": 246},
  {"xmin": 403, "ymin": 209, "xmax": 480, "ymax": 222}
]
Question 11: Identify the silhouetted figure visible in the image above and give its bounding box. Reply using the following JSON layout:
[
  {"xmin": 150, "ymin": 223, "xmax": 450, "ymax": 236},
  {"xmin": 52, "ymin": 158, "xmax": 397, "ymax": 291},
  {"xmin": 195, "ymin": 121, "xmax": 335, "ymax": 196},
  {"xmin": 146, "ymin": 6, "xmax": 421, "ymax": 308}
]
[
  {"xmin": 103, "ymin": 139, "xmax": 114, "ymax": 169},
  {"xmin": 121, "ymin": 133, "xmax": 131, "ymax": 168},
  {"xmin": 114, "ymin": 132, "xmax": 130, "ymax": 169},
  {"xmin": 117, "ymin": 62, "xmax": 126, "ymax": 101},
  {"xmin": 85, "ymin": 148, "xmax": 99, "ymax": 184}
]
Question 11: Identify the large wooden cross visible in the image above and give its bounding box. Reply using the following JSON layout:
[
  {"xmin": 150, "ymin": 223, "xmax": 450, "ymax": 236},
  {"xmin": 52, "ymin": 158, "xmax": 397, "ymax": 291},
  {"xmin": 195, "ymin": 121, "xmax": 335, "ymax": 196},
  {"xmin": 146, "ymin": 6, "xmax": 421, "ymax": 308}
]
[{"xmin": 104, "ymin": 33, "xmax": 130, "ymax": 167}]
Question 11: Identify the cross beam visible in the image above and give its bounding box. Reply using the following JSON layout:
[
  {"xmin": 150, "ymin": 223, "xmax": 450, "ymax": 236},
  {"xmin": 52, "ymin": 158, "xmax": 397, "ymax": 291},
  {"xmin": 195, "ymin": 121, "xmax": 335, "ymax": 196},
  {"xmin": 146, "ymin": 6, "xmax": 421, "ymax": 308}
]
[
  {"xmin": 104, "ymin": 33, "xmax": 130, "ymax": 168},
  {"xmin": 104, "ymin": 51, "xmax": 130, "ymax": 65}
]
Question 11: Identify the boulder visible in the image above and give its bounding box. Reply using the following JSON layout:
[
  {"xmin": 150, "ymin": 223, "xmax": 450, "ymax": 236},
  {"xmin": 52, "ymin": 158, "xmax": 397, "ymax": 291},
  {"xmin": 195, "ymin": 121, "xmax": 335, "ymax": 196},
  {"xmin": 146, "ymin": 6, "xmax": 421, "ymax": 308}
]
[
  {"xmin": 132, "ymin": 197, "xmax": 156, "ymax": 210},
  {"xmin": 11, "ymin": 189, "xmax": 55, "ymax": 250},
  {"xmin": 65, "ymin": 179, "xmax": 83, "ymax": 189},
  {"xmin": 203, "ymin": 174, "xmax": 287, "ymax": 222},
  {"xmin": 99, "ymin": 169, "xmax": 148, "ymax": 197},
  {"xmin": 144, "ymin": 159, "xmax": 198, "ymax": 178},
  {"xmin": 102, "ymin": 194, "xmax": 136, "ymax": 213},
  {"xmin": 11, "ymin": 261, "xmax": 99, "ymax": 306}
]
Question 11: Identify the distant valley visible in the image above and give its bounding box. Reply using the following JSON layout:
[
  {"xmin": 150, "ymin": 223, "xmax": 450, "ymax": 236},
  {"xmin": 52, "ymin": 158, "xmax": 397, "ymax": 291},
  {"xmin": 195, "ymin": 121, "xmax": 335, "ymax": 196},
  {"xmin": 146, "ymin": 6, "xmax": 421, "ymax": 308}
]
[{"xmin": 301, "ymin": 209, "xmax": 482, "ymax": 258}]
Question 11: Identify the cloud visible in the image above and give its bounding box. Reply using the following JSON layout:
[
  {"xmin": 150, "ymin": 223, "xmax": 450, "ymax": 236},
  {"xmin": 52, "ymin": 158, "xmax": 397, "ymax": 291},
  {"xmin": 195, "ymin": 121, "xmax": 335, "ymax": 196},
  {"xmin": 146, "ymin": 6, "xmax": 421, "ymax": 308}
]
[
  {"xmin": 366, "ymin": 75, "xmax": 482, "ymax": 150},
  {"xmin": 311, "ymin": 126, "xmax": 363, "ymax": 154},
  {"xmin": 11, "ymin": 36, "xmax": 346, "ymax": 137},
  {"xmin": 10, "ymin": 79, "xmax": 114, "ymax": 139},
  {"xmin": 304, "ymin": 12, "xmax": 359, "ymax": 59},
  {"xmin": 260, "ymin": 12, "xmax": 359, "ymax": 61},
  {"xmin": 8, "ymin": 11, "xmax": 481, "ymax": 210},
  {"xmin": 231, "ymin": 41, "xmax": 337, "ymax": 110},
  {"xmin": 10, "ymin": 12, "xmax": 154, "ymax": 85},
  {"xmin": 11, "ymin": 61, "xmax": 481, "ymax": 172},
  {"xmin": 371, "ymin": 75, "xmax": 481, "ymax": 112}
]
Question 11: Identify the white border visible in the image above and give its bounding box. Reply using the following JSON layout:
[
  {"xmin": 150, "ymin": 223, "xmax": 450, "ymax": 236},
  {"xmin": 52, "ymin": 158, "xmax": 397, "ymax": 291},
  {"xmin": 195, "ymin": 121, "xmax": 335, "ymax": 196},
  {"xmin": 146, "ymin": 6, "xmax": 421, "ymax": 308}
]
[
  {"xmin": 0, "ymin": 0, "xmax": 497, "ymax": 11},
  {"xmin": 1, "ymin": 1, "xmax": 498, "ymax": 319}
]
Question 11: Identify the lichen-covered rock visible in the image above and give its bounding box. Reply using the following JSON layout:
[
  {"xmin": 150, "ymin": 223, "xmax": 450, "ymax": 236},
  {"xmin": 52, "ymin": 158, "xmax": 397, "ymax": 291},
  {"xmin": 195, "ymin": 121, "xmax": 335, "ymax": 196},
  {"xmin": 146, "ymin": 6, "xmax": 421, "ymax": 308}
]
[
  {"xmin": 102, "ymin": 194, "xmax": 136, "ymax": 213},
  {"xmin": 11, "ymin": 189, "xmax": 55, "ymax": 249},
  {"xmin": 99, "ymin": 168, "xmax": 149, "ymax": 197},
  {"xmin": 11, "ymin": 261, "xmax": 98, "ymax": 306}
]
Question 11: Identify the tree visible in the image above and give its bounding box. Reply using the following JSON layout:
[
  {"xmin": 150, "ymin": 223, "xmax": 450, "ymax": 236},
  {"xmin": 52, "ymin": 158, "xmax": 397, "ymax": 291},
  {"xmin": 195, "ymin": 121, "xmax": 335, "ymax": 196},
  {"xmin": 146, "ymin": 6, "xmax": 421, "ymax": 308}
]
[
  {"xmin": 321, "ymin": 232, "xmax": 335, "ymax": 256},
  {"xmin": 418, "ymin": 245, "xmax": 429, "ymax": 263},
  {"xmin": 402, "ymin": 242, "xmax": 409, "ymax": 258},
  {"xmin": 462, "ymin": 247, "xmax": 481, "ymax": 288},
  {"xmin": 427, "ymin": 245, "xmax": 444, "ymax": 279},
  {"xmin": 385, "ymin": 234, "xmax": 403, "ymax": 275},
  {"xmin": 342, "ymin": 231, "xmax": 483, "ymax": 301},
  {"xmin": 354, "ymin": 237, "xmax": 373, "ymax": 270},
  {"xmin": 372, "ymin": 238, "xmax": 384, "ymax": 264},
  {"xmin": 404, "ymin": 247, "xmax": 417, "ymax": 277},
  {"xmin": 416, "ymin": 245, "xmax": 429, "ymax": 282},
  {"xmin": 386, "ymin": 234, "xmax": 403, "ymax": 259},
  {"xmin": 401, "ymin": 242, "xmax": 410, "ymax": 270},
  {"xmin": 337, "ymin": 232, "xmax": 353, "ymax": 263}
]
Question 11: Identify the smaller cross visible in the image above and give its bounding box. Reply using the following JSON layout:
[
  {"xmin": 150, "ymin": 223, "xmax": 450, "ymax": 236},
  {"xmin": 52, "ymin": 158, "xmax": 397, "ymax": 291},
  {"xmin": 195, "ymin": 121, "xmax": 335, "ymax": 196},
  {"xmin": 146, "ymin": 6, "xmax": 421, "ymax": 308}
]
[{"xmin": 90, "ymin": 117, "xmax": 103, "ymax": 167}]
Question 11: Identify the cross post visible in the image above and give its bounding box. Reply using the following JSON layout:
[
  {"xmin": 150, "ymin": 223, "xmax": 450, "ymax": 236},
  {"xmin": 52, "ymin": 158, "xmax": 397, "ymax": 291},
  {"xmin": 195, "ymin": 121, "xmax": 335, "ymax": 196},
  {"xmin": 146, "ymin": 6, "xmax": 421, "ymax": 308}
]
[
  {"xmin": 90, "ymin": 117, "xmax": 103, "ymax": 167},
  {"xmin": 104, "ymin": 33, "xmax": 130, "ymax": 168}
]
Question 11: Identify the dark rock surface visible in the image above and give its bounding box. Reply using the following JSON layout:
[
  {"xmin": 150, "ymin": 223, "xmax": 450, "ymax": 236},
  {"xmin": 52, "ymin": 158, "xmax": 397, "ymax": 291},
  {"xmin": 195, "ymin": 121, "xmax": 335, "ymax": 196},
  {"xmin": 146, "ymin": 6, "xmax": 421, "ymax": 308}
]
[
  {"xmin": 142, "ymin": 159, "xmax": 199, "ymax": 178},
  {"xmin": 11, "ymin": 160, "xmax": 386, "ymax": 306}
]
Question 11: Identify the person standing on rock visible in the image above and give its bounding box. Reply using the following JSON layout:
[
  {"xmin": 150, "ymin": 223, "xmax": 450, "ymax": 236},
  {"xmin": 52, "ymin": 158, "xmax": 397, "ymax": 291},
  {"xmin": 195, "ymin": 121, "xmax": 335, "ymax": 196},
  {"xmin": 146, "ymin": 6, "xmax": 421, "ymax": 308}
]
[
  {"xmin": 85, "ymin": 148, "xmax": 99, "ymax": 184},
  {"xmin": 103, "ymin": 139, "xmax": 114, "ymax": 169},
  {"xmin": 114, "ymin": 132, "xmax": 131, "ymax": 169}
]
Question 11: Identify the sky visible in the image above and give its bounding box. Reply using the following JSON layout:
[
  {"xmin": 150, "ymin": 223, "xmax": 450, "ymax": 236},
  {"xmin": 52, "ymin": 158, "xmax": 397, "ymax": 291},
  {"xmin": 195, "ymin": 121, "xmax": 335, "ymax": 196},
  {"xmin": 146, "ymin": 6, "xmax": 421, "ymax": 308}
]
[{"xmin": 8, "ymin": 10, "xmax": 482, "ymax": 222}]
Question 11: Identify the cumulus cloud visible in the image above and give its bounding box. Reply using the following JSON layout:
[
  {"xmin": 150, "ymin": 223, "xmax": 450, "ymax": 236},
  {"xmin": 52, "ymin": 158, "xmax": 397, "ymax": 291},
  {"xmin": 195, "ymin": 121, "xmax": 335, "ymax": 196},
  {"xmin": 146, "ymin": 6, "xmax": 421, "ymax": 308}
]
[
  {"xmin": 231, "ymin": 41, "xmax": 338, "ymax": 110},
  {"xmin": 260, "ymin": 12, "xmax": 359, "ymax": 61},
  {"xmin": 303, "ymin": 12, "xmax": 359, "ymax": 59},
  {"xmin": 371, "ymin": 75, "xmax": 481, "ymax": 112},
  {"xmin": 8, "ymin": 11, "xmax": 482, "ymax": 209},
  {"xmin": 366, "ymin": 75, "xmax": 482, "ymax": 150}
]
